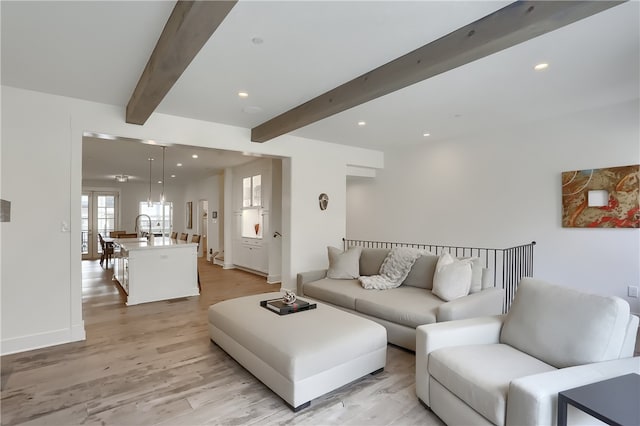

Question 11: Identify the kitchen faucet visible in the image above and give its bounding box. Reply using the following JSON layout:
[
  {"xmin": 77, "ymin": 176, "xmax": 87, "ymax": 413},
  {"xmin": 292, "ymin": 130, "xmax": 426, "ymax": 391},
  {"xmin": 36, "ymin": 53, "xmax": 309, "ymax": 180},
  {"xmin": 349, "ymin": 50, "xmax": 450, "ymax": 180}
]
[{"xmin": 135, "ymin": 214, "xmax": 152, "ymax": 240}]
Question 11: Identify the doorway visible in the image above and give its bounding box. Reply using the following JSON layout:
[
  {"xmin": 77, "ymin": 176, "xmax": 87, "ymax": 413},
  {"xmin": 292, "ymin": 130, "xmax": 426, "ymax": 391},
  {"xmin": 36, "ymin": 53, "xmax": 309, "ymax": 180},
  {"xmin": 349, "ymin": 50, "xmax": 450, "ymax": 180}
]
[
  {"xmin": 199, "ymin": 199, "xmax": 208, "ymax": 258},
  {"xmin": 81, "ymin": 191, "xmax": 119, "ymax": 259}
]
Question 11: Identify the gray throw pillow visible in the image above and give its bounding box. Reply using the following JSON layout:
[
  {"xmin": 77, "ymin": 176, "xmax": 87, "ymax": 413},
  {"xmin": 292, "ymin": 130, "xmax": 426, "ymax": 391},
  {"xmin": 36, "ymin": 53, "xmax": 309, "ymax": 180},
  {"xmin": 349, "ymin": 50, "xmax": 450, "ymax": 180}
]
[
  {"xmin": 402, "ymin": 254, "xmax": 438, "ymax": 289},
  {"xmin": 327, "ymin": 246, "xmax": 362, "ymax": 279},
  {"xmin": 359, "ymin": 248, "xmax": 390, "ymax": 276}
]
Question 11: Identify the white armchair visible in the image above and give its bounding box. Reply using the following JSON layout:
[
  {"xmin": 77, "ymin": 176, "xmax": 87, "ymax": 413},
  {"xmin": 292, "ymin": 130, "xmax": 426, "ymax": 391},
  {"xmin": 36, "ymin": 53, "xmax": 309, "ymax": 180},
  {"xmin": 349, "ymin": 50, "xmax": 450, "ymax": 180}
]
[{"xmin": 416, "ymin": 277, "xmax": 639, "ymax": 426}]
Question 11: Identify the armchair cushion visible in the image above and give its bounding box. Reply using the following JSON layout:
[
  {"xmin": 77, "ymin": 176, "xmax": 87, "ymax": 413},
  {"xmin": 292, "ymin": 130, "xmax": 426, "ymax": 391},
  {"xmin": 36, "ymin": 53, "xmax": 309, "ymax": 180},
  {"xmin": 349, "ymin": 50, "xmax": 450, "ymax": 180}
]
[
  {"xmin": 429, "ymin": 344, "xmax": 556, "ymax": 426},
  {"xmin": 500, "ymin": 278, "xmax": 631, "ymax": 368}
]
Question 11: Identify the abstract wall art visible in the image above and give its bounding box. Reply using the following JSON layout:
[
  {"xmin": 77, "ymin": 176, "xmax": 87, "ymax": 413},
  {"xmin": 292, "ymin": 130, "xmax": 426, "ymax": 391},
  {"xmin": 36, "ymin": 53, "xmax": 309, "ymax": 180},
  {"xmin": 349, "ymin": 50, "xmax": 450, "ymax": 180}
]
[{"xmin": 561, "ymin": 164, "xmax": 639, "ymax": 228}]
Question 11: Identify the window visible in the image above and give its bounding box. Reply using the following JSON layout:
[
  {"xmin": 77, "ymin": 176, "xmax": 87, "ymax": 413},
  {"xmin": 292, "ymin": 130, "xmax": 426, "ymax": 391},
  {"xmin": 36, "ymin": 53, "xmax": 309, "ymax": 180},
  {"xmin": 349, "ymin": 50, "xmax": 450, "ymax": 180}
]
[
  {"xmin": 139, "ymin": 202, "xmax": 173, "ymax": 235},
  {"xmin": 242, "ymin": 175, "xmax": 261, "ymax": 207},
  {"xmin": 241, "ymin": 174, "xmax": 262, "ymax": 238}
]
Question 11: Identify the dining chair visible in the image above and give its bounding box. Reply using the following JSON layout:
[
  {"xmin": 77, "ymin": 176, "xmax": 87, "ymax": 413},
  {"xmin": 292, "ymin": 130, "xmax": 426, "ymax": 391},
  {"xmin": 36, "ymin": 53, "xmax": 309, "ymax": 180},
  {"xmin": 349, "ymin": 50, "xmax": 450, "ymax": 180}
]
[
  {"xmin": 170, "ymin": 231, "xmax": 177, "ymax": 239},
  {"xmin": 191, "ymin": 234, "xmax": 200, "ymax": 244},
  {"xmin": 98, "ymin": 233, "xmax": 114, "ymax": 268},
  {"xmin": 179, "ymin": 233, "xmax": 188, "ymax": 241}
]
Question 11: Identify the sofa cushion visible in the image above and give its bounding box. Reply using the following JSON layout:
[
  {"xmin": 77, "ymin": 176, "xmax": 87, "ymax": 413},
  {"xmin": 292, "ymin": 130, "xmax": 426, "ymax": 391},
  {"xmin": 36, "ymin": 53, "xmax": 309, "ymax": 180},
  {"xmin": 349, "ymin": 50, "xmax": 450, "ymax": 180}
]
[
  {"xmin": 355, "ymin": 286, "xmax": 441, "ymax": 327},
  {"xmin": 403, "ymin": 253, "xmax": 438, "ymax": 289},
  {"xmin": 302, "ymin": 278, "xmax": 366, "ymax": 310},
  {"xmin": 500, "ymin": 277, "xmax": 631, "ymax": 369},
  {"xmin": 432, "ymin": 253, "xmax": 472, "ymax": 302},
  {"xmin": 327, "ymin": 246, "xmax": 362, "ymax": 279},
  {"xmin": 429, "ymin": 344, "xmax": 556, "ymax": 426},
  {"xmin": 359, "ymin": 248, "xmax": 390, "ymax": 276}
]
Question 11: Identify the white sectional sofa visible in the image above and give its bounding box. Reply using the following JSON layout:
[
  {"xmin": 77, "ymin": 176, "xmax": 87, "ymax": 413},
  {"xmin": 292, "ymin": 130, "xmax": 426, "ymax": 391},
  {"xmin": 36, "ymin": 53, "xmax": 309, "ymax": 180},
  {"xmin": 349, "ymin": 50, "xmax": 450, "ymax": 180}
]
[
  {"xmin": 297, "ymin": 247, "xmax": 505, "ymax": 351},
  {"xmin": 416, "ymin": 278, "xmax": 640, "ymax": 426}
]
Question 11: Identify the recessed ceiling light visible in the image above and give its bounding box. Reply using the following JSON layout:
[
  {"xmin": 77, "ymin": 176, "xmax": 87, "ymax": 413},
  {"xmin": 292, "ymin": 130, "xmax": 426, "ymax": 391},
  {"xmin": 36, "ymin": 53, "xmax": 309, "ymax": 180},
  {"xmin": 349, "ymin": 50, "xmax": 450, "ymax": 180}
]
[
  {"xmin": 177, "ymin": 163, "xmax": 182, "ymax": 167},
  {"xmin": 170, "ymin": 174, "xmax": 176, "ymax": 178},
  {"xmin": 238, "ymin": 91, "xmax": 249, "ymax": 98},
  {"xmin": 192, "ymin": 154, "xmax": 198, "ymax": 159},
  {"xmin": 357, "ymin": 121, "xmax": 366, "ymax": 126},
  {"xmin": 534, "ymin": 63, "xmax": 549, "ymax": 71},
  {"xmin": 423, "ymin": 133, "xmax": 431, "ymax": 137},
  {"xmin": 157, "ymin": 180, "xmax": 162, "ymax": 184}
]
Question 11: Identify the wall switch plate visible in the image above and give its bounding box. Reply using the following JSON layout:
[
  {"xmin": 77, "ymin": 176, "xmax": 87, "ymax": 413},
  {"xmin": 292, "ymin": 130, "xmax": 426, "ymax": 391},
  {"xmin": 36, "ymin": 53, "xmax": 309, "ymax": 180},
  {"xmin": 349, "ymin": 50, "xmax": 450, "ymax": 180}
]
[{"xmin": 628, "ymin": 286, "xmax": 639, "ymax": 298}]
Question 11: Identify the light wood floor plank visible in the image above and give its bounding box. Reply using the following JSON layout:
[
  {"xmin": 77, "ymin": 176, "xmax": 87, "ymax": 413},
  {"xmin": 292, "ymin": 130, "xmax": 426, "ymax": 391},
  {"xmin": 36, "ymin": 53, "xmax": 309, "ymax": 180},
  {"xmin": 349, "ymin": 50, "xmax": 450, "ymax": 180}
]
[{"xmin": 1, "ymin": 258, "xmax": 443, "ymax": 425}]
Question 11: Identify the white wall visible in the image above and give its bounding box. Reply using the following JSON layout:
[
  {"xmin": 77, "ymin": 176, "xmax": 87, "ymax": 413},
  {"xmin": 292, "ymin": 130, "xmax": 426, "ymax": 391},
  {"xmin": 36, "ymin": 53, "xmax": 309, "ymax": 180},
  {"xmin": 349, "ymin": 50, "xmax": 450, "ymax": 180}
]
[
  {"xmin": 347, "ymin": 99, "xmax": 640, "ymax": 314},
  {"xmin": 179, "ymin": 173, "xmax": 223, "ymax": 256},
  {"xmin": 0, "ymin": 86, "xmax": 383, "ymax": 354},
  {"xmin": 83, "ymin": 180, "xmax": 185, "ymax": 235}
]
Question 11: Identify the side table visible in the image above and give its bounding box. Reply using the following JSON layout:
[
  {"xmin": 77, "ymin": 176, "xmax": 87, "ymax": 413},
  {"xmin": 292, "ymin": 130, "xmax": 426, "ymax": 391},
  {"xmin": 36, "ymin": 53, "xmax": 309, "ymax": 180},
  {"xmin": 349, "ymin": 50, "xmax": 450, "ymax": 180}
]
[{"xmin": 557, "ymin": 373, "xmax": 640, "ymax": 426}]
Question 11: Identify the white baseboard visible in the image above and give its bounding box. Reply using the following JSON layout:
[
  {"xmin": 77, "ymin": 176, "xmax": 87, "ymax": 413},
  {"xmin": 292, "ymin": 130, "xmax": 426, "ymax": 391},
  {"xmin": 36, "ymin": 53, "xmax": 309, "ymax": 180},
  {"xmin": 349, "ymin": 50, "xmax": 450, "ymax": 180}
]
[
  {"xmin": 1, "ymin": 326, "xmax": 86, "ymax": 356},
  {"xmin": 71, "ymin": 321, "xmax": 86, "ymax": 341}
]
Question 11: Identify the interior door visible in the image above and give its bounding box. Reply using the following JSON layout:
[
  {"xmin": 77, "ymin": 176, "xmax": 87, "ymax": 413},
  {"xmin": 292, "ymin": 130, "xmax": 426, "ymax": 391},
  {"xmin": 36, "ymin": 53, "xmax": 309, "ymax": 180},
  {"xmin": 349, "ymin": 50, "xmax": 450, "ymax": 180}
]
[{"xmin": 81, "ymin": 191, "xmax": 118, "ymax": 259}]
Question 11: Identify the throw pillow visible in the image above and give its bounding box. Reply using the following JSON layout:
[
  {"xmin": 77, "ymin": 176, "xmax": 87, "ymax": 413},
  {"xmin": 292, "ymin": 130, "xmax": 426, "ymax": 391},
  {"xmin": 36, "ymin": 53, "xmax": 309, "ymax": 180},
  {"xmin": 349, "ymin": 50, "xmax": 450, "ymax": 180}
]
[
  {"xmin": 402, "ymin": 253, "xmax": 438, "ymax": 289},
  {"xmin": 459, "ymin": 256, "xmax": 483, "ymax": 293},
  {"xmin": 432, "ymin": 252, "xmax": 472, "ymax": 301},
  {"xmin": 326, "ymin": 246, "xmax": 362, "ymax": 279},
  {"xmin": 359, "ymin": 248, "xmax": 391, "ymax": 276}
]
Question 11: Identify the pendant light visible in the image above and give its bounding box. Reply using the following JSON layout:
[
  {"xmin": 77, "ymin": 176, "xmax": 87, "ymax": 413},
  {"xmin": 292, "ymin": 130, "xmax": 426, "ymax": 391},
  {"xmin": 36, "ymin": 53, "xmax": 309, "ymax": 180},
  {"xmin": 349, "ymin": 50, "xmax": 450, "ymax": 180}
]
[
  {"xmin": 160, "ymin": 146, "xmax": 166, "ymax": 203},
  {"xmin": 147, "ymin": 157, "xmax": 154, "ymax": 207}
]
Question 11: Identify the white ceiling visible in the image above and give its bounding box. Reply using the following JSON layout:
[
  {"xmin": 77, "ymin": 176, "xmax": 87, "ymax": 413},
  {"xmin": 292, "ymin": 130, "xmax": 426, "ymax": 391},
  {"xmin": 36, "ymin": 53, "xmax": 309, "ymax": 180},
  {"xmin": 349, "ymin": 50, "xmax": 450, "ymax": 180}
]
[
  {"xmin": 2, "ymin": 1, "xmax": 639, "ymax": 181},
  {"xmin": 82, "ymin": 136, "xmax": 257, "ymax": 185}
]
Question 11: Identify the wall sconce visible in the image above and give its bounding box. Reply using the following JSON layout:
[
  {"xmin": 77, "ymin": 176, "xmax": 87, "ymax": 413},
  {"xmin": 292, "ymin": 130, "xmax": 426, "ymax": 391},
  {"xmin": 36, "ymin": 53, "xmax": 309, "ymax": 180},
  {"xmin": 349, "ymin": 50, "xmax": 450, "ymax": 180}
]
[{"xmin": 319, "ymin": 193, "xmax": 329, "ymax": 210}]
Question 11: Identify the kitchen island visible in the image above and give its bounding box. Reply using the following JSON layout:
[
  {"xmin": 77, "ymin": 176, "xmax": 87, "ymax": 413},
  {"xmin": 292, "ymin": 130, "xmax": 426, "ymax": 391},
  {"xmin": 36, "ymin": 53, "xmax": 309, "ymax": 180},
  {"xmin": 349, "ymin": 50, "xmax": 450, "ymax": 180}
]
[{"xmin": 112, "ymin": 237, "xmax": 199, "ymax": 306}]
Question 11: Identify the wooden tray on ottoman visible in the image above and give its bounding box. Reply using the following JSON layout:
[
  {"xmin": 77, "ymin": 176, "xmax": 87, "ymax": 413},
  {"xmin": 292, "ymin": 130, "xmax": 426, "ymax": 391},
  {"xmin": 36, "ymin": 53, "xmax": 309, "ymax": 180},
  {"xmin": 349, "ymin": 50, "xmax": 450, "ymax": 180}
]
[{"xmin": 260, "ymin": 297, "xmax": 317, "ymax": 315}]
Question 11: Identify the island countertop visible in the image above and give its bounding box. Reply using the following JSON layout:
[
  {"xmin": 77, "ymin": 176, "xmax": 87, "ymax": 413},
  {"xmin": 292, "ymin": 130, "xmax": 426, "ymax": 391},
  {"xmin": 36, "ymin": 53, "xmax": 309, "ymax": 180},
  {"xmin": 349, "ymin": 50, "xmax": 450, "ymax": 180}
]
[{"xmin": 114, "ymin": 237, "xmax": 198, "ymax": 251}]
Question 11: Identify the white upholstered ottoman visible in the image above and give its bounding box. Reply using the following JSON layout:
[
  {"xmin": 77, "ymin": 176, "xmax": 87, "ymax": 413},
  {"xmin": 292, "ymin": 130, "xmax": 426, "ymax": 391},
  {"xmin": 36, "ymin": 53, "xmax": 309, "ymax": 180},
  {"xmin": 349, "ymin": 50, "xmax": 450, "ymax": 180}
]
[{"xmin": 208, "ymin": 292, "xmax": 387, "ymax": 411}]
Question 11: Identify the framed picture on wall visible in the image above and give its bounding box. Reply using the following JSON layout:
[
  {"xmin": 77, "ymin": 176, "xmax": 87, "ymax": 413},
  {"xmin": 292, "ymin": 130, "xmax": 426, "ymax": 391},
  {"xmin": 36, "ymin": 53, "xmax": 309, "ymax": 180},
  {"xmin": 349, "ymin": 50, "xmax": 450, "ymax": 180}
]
[{"xmin": 186, "ymin": 201, "xmax": 193, "ymax": 229}]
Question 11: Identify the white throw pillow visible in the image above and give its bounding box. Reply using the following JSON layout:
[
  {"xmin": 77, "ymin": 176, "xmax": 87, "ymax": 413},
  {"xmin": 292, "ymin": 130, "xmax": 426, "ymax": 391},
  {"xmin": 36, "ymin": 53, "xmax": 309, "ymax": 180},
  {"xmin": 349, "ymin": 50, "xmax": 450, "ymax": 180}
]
[
  {"xmin": 326, "ymin": 246, "xmax": 362, "ymax": 279},
  {"xmin": 459, "ymin": 256, "xmax": 483, "ymax": 293},
  {"xmin": 432, "ymin": 252, "xmax": 472, "ymax": 301}
]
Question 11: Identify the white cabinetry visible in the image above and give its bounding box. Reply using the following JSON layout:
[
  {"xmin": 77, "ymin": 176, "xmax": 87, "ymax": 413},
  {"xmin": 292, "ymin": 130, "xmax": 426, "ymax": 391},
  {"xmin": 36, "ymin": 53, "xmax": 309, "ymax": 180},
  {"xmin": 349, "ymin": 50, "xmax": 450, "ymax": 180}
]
[
  {"xmin": 112, "ymin": 238, "xmax": 199, "ymax": 305},
  {"xmin": 233, "ymin": 238, "xmax": 268, "ymax": 273},
  {"xmin": 228, "ymin": 158, "xmax": 280, "ymax": 281}
]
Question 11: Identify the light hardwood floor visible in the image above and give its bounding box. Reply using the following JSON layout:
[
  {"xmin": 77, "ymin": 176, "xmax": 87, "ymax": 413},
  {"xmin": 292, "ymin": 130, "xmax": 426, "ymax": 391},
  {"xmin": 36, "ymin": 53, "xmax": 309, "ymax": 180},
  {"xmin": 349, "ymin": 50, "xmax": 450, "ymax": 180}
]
[{"xmin": 1, "ymin": 258, "xmax": 443, "ymax": 426}]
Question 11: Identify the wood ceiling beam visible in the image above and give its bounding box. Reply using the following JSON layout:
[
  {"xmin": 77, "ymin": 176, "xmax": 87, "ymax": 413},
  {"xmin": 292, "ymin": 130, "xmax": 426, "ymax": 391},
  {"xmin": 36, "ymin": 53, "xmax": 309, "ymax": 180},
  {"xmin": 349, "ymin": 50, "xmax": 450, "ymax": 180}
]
[
  {"xmin": 126, "ymin": 0, "xmax": 237, "ymax": 125},
  {"xmin": 251, "ymin": 0, "xmax": 625, "ymax": 143}
]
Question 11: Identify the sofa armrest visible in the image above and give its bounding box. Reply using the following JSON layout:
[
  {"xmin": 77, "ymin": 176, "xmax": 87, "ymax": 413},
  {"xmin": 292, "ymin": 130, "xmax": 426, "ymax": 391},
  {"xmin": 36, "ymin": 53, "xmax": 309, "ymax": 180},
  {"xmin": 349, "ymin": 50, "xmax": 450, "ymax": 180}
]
[
  {"xmin": 296, "ymin": 269, "xmax": 327, "ymax": 296},
  {"xmin": 437, "ymin": 287, "xmax": 505, "ymax": 322},
  {"xmin": 416, "ymin": 315, "xmax": 504, "ymax": 406},
  {"xmin": 506, "ymin": 357, "xmax": 640, "ymax": 426}
]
